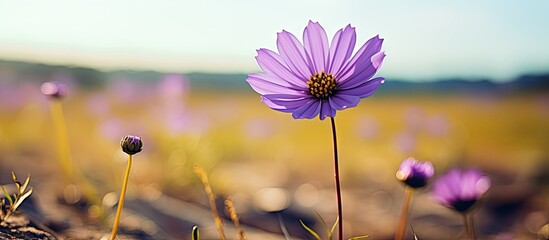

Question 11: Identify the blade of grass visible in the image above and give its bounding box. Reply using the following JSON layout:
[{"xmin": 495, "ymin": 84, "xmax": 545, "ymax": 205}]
[
  {"xmin": 277, "ymin": 213, "xmax": 292, "ymax": 240},
  {"xmin": 1, "ymin": 185, "xmax": 13, "ymax": 206},
  {"xmin": 314, "ymin": 210, "xmax": 332, "ymax": 240},
  {"xmin": 20, "ymin": 175, "xmax": 31, "ymax": 194},
  {"xmin": 11, "ymin": 172, "xmax": 21, "ymax": 189},
  {"xmin": 330, "ymin": 217, "xmax": 339, "ymax": 237},
  {"xmin": 12, "ymin": 188, "xmax": 33, "ymax": 211},
  {"xmin": 348, "ymin": 235, "xmax": 370, "ymax": 240},
  {"xmin": 299, "ymin": 220, "xmax": 321, "ymax": 240}
]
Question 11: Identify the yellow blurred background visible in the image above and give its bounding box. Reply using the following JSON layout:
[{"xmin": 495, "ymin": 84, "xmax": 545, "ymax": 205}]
[{"xmin": 0, "ymin": 70, "xmax": 547, "ymax": 239}]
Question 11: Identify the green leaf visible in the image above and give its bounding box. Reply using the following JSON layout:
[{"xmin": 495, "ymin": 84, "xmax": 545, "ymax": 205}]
[
  {"xmin": 347, "ymin": 235, "xmax": 370, "ymax": 240},
  {"xmin": 314, "ymin": 210, "xmax": 332, "ymax": 240},
  {"xmin": 192, "ymin": 225, "xmax": 200, "ymax": 240},
  {"xmin": 12, "ymin": 188, "xmax": 32, "ymax": 211},
  {"xmin": 1, "ymin": 185, "xmax": 13, "ymax": 206},
  {"xmin": 299, "ymin": 220, "xmax": 321, "ymax": 240}
]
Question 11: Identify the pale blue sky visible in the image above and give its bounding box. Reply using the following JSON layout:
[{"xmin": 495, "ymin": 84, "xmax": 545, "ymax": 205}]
[{"xmin": 0, "ymin": 0, "xmax": 548, "ymax": 81}]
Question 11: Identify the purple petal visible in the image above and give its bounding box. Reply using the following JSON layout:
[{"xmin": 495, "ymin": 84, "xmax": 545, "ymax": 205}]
[
  {"xmin": 338, "ymin": 77, "xmax": 384, "ymax": 98},
  {"xmin": 460, "ymin": 169, "xmax": 489, "ymax": 200},
  {"xmin": 277, "ymin": 30, "xmax": 313, "ymax": 80},
  {"xmin": 256, "ymin": 49, "xmax": 307, "ymax": 87},
  {"xmin": 261, "ymin": 95, "xmax": 312, "ymax": 113},
  {"xmin": 336, "ymin": 35, "xmax": 384, "ymax": 81},
  {"xmin": 291, "ymin": 99, "xmax": 321, "ymax": 119},
  {"xmin": 303, "ymin": 21, "xmax": 329, "ymax": 74},
  {"xmin": 246, "ymin": 73, "xmax": 304, "ymax": 95},
  {"xmin": 338, "ymin": 52, "xmax": 385, "ymax": 89},
  {"xmin": 328, "ymin": 94, "xmax": 361, "ymax": 110},
  {"xmin": 319, "ymin": 101, "xmax": 336, "ymax": 120},
  {"xmin": 328, "ymin": 24, "xmax": 356, "ymax": 76},
  {"xmin": 432, "ymin": 180, "xmax": 454, "ymax": 206},
  {"xmin": 399, "ymin": 157, "xmax": 415, "ymax": 170},
  {"xmin": 263, "ymin": 93, "xmax": 308, "ymax": 100},
  {"xmin": 421, "ymin": 161, "xmax": 435, "ymax": 177}
]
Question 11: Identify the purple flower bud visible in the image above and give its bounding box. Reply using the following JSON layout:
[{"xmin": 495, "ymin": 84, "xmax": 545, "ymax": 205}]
[
  {"xmin": 432, "ymin": 168, "xmax": 491, "ymax": 213},
  {"xmin": 120, "ymin": 135, "xmax": 143, "ymax": 155},
  {"xmin": 41, "ymin": 82, "xmax": 68, "ymax": 99},
  {"xmin": 396, "ymin": 157, "xmax": 434, "ymax": 188}
]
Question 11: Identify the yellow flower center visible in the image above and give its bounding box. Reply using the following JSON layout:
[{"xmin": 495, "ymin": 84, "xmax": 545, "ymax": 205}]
[{"xmin": 307, "ymin": 70, "xmax": 337, "ymax": 99}]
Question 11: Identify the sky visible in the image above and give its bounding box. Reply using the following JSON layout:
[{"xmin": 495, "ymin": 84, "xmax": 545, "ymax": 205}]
[{"xmin": 0, "ymin": 0, "xmax": 548, "ymax": 82}]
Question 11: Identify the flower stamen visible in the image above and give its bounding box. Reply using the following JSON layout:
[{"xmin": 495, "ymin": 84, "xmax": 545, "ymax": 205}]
[{"xmin": 307, "ymin": 70, "xmax": 337, "ymax": 99}]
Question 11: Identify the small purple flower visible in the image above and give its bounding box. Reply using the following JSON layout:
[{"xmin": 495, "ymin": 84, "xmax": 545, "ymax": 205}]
[
  {"xmin": 120, "ymin": 135, "xmax": 143, "ymax": 155},
  {"xmin": 396, "ymin": 157, "xmax": 434, "ymax": 188},
  {"xmin": 432, "ymin": 168, "xmax": 491, "ymax": 213},
  {"xmin": 247, "ymin": 21, "xmax": 385, "ymax": 120},
  {"xmin": 41, "ymin": 82, "xmax": 68, "ymax": 99}
]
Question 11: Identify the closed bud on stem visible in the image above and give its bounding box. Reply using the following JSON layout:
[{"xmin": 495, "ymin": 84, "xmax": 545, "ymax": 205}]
[{"xmin": 120, "ymin": 135, "xmax": 143, "ymax": 155}]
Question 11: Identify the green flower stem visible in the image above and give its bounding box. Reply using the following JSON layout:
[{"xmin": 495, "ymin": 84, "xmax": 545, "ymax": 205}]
[
  {"xmin": 395, "ymin": 187, "xmax": 414, "ymax": 240},
  {"xmin": 330, "ymin": 117, "xmax": 343, "ymax": 240},
  {"xmin": 110, "ymin": 154, "xmax": 133, "ymax": 240}
]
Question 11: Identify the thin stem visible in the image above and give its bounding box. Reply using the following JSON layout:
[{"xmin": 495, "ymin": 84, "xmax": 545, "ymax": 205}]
[
  {"xmin": 330, "ymin": 117, "xmax": 343, "ymax": 240},
  {"xmin": 225, "ymin": 199, "xmax": 246, "ymax": 240},
  {"xmin": 394, "ymin": 187, "xmax": 414, "ymax": 240},
  {"xmin": 50, "ymin": 99, "xmax": 74, "ymax": 181},
  {"xmin": 194, "ymin": 165, "xmax": 226, "ymax": 240},
  {"xmin": 110, "ymin": 154, "xmax": 133, "ymax": 240},
  {"xmin": 468, "ymin": 213, "xmax": 476, "ymax": 240},
  {"xmin": 462, "ymin": 213, "xmax": 475, "ymax": 240},
  {"xmin": 51, "ymin": 100, "xmax": 100, "ymax": 206}
]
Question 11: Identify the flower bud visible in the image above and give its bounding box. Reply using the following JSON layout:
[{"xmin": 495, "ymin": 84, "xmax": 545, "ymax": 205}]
[
  {"xmin": 41, "ymin": 82, "xmax": 68, "ymax": 99},
  {"xmin": 120, "ymin": 135, "xmax": 142, "ymax": 155},
  {"xmin": 396, "ymin": 157, "xmax": 434, "ymax": 188}
]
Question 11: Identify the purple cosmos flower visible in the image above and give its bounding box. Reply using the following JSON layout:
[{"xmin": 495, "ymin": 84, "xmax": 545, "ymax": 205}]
[
  {"xmin": 432, "ymin": 168, "xmax": 491, "ymax": 213},
  {"xmin": 396, "ymin": 157, "xmax": 434, "ymax": 188},
  {"xmin": 41, "ymin": 81, "xmax": 68, "ymax": 99},
  {"xmin": 247, "ymin": 21, "xmax": 385, "ymax": 120}
]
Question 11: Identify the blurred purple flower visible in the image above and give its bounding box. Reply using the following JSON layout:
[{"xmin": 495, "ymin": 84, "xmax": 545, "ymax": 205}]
[
  {"xmin": 247, "ymin": 21, "xmax": 385, "ymax": 120},
  {"xmin": 356, "ymin": 116, "xmax": 379, "ymax": 139},
  {"xmin": 41, "ymin": 81, "xmax": 68, "ymax": 99},
  {"xmin": 396, "ymin": 157, "xmax": 434, "ymax": 188},
  {"xmin": 86, "ymin": 93, "xmax": 111, "ymax": 117},
  {"xmin": 537, "ymin": 94, "xmax": 549, "ymax": 116},
  {"xmin": 0, "ymin": 83, "xmax": 26, "ymax": 111},
  {"xmin": 244, "ymin": 118, "xmax": 276, "ymax": 139},
  {"xmin": 403, "ymin": 106, "xmax": 424, "ymax": 132},
  {"xmin": 394, "ymin": 132, "xmax": 416, "ymax": 154},
  {"xmin": 425, "ymin": 114, "xmax": 449, "ymax": 137},
  {"xmin": 157, "ymin": 74, "xmax": 189, "ymax": 100},
  {"xmin": 432, "ymin": 168, "xmax": 491, "ymax": 213}
]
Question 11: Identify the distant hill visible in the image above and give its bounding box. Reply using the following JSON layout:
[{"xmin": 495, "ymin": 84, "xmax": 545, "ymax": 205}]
[{"xmin": 0, "ymin": 59, "xmax": 547, "ymax": 93}]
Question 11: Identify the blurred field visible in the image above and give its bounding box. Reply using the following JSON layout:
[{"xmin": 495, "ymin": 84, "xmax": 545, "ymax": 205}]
[{"xmin": 0, "ymin": 77, "xmax": 548, "ymax": 239}]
